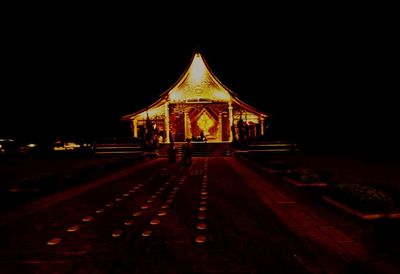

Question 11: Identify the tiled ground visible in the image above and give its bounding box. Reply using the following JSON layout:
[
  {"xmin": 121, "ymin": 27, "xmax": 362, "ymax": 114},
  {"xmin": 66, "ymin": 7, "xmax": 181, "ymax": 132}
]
[
  {"xmin": 3, "ymin": 155, "xmax": 398, "ymax": 273},
  {"xmin": 0, "ymin": 157, "xmax": 321, "ymax": 274}
]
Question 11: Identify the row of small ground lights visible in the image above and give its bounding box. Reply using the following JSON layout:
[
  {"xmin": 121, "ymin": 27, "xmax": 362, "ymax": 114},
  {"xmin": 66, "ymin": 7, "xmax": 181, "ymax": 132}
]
[
  {"xmin": 195, "ymin": 159, "xmax": 208, "ymax": 244},
  {"xmin": 46, "ymin": 168, "xmax": 177, "ymax": 245},
  {"xmin": 141, "ymin": 174, "xmax": 187, "ymax": 237}
]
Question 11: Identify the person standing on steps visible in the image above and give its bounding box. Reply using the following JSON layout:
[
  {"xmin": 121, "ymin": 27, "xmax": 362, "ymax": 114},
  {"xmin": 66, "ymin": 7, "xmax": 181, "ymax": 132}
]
[{"xmin": 181, "ymin": 138, "xmax": 192, "ymax": 166}]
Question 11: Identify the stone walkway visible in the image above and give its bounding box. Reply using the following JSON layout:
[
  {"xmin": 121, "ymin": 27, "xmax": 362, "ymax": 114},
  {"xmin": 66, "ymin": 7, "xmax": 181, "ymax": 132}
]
[{"xmin": 0, "ymin": 157, "xmax": 397, "ymax": 273}]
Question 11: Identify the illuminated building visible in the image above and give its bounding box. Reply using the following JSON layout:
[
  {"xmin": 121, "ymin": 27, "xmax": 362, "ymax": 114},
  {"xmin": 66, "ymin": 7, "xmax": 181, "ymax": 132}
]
[{"xmin": 122, "ymin": 53, "xmax": 267, "ymax": 143}]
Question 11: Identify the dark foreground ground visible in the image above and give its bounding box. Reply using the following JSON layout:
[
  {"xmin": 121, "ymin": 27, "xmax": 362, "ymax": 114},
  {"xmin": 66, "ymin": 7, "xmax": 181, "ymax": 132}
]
[{"xmin": 0, "ymin": 156, "xmax": 399, "ymax": 273}]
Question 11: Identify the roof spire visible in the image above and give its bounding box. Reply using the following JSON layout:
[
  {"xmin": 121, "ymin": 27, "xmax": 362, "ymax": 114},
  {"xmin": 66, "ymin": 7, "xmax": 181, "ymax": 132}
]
[{"xmin": 193, "ymin": 42, "xmax": 203, "ymax": 55}]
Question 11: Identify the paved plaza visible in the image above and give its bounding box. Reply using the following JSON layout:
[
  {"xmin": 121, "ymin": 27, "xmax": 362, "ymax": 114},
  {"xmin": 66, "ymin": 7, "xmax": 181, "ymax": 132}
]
[{"xmin": 0, "ymin": 157, "xmax": 397, "ymax": 273}]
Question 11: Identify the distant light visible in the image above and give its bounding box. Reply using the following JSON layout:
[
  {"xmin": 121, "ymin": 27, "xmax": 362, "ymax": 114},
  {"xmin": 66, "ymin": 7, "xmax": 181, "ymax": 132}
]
[
  {"xmin": 27, "ymin": 143, "xmax": 37, "ymax": 148},
  {"xmin": 53, "ymin": 142, "xmax": 81, "ymax": 151},
  {"xmin": 0, "ymin": 139, "xmax": 15, "ymax": 142},
  {"xmin": 64, "ymin": 142, "xmax": 80, "ymax": 149}
]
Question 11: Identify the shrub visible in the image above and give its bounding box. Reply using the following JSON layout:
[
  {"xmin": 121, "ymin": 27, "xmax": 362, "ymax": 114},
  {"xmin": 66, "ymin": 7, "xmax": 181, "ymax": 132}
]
[
  {"xmin": 367, "ymin": 182, "xmax": 400, "ymax": 208},
  {"xmin": 289, "ymin": 168, "xmax": 332, "ymax": 183},
  {"xmin": 328, "ymin": 184, "xmax": 394, "ymax": 212}
]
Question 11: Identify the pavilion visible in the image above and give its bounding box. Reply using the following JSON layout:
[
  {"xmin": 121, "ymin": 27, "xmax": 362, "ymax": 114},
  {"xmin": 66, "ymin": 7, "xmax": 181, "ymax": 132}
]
[{"xmin": 122, "ymin": 53, "xmax": 267, "ymax": 143}]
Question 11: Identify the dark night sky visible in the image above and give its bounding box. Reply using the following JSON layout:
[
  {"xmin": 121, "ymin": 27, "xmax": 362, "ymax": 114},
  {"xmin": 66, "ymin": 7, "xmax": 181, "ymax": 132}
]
[{"xmin": 1, "ymin": 6, "xmax": 398, "ymax": 154}]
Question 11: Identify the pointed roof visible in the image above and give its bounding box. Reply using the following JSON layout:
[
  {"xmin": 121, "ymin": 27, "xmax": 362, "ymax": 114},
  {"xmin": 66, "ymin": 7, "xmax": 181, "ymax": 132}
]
[
  {"xmin": 122, "ymin": 53, "xmax": 266, "ymax": 120},
  {"xmin": 165, "ymin": 53, "xmax": 232, "ymax": 102}
]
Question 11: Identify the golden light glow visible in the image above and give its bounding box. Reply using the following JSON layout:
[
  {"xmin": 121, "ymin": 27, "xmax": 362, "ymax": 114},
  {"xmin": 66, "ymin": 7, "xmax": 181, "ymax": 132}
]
[
  {"xmin": 168, "ymin": 53, "xmax": 231, "ymax": 102},
  {"xmin": 190, "ymin": 53, "xmax": 207, "ymax": 84},
  {"xmin": 53, "ymin": 142, "xmax": 81, "ymax": 151},
  {"xmin": 214, "ymin": 90, "xmax": 230, "ymax": 101},
  {"xmin": 169, "ymin": 90, "xmax": 183, "ymax": 101},
  {"xmin": 125, "ymin": 52, "xmax": 266, "ymax": 133},
  {"xmin": 197, "ymin": 111, "xmax": 214, "ymax": 135},
  {"xmin": 135, "ymin": 104, "xmax": 165, "ymax": 120},
  {"xmin": 233, "ymin": 111, "xmax": 261, "ymax": 124}
]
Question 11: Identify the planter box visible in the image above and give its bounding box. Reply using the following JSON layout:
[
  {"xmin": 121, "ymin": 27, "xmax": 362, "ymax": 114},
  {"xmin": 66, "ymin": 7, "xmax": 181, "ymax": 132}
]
[
  {"xmin": 322, "ymin": 195, "xmax": 400, "ymax": 220},
  {"xmin": 283, "ymin": 177, "xmax": 328, "ymax": 187}
]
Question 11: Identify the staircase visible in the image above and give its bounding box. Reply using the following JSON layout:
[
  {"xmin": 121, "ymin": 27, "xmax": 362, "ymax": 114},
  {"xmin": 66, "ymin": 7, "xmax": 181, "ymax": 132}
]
[
  {"xmin": 94, "ymin": 142, "xmax": 143, "ymax": 156},
  {"xmin": 246, "ymin": 141, "xmax": 300, "ymax": 153},
  {"xmin": 159, "ymin": 142, "xmax": 232, "ymax": 157}
]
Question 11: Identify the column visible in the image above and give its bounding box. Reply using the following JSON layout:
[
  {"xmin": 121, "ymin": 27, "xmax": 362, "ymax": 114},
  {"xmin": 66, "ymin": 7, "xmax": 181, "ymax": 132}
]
[
  {"xmin": 185, "ymin": 111, "xmax": 192, "ymax": 139},
  {"xmin": 228, "ymin": 102, "xmax": 233, "ymax": 142},
  {"xmin": 164, "ymin": 102, "xmax": 170, "ymax": 143},
  {"xmin": 184, "ymin": 110, "xmax": 188, "ymax": 140},
  {"xmin": 133, "ymin": 119, "xmax": 138, "ymax": 138},
  {"xmin": 218, "ymin": 113, "xmax": 222, "ymax": 141},
  {"xmin": 260, "ymin": 116, "xmax": 265, "ymax": 136}
]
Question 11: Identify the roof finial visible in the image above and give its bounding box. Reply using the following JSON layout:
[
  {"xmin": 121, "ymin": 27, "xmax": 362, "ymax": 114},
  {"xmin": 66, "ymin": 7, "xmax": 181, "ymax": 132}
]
[{"xmin": 194, "ymin": 42, "xmax": 203, "ymax": 55}]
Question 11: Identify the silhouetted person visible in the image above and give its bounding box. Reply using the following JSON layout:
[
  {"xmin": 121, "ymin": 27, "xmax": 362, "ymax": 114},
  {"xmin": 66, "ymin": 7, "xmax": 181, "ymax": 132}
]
[
  {"xmin": 181, "ymin": 138, "xmax": 192, "ymax": 166},
  {"xmin": 231, "ymin": 124, "xmax": 237, "ymax": 142},
  {"xmin": 168, "ymin": 142, "xmax": 177, "ymax": 163},
  {"xmin": 238, "ymin": 118, "xmax": 244, "ymax": 143}
]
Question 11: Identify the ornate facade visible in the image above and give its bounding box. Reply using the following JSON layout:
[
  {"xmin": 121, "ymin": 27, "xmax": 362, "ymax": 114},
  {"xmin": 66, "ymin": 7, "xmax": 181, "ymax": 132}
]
[{"xmin": 122, "ymin": 53, "xmax": 267, "ymax": 143}]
